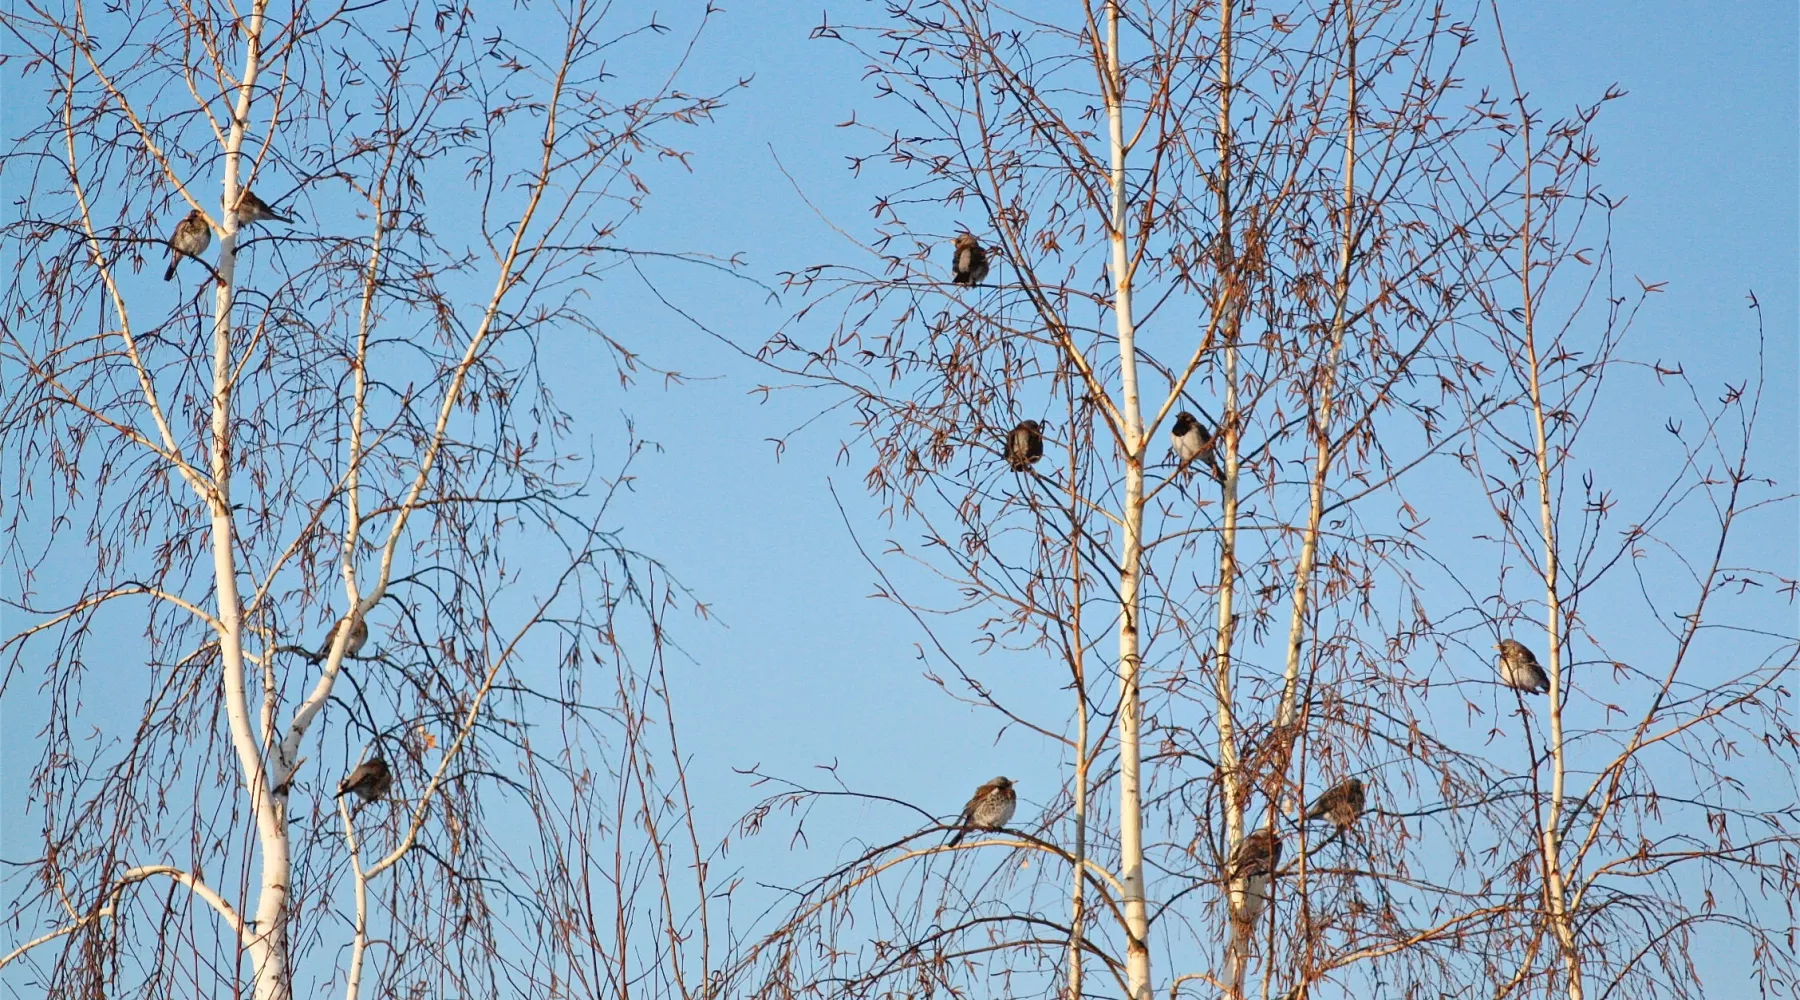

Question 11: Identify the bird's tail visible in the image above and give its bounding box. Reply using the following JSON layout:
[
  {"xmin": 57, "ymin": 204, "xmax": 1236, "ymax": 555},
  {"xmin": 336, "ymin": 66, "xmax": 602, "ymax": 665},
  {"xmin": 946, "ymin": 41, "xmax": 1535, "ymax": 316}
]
[{"xmin": 164, "ymin": 259, "xmax": 178, "ymax": 282}]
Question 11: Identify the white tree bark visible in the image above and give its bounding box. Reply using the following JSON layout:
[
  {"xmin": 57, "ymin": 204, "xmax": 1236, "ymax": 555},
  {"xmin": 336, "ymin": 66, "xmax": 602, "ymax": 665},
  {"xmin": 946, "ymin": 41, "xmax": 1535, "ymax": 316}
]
[{"xmin": 1102, "ymin": 5, "xmax": 1151, "ymax": 1000}]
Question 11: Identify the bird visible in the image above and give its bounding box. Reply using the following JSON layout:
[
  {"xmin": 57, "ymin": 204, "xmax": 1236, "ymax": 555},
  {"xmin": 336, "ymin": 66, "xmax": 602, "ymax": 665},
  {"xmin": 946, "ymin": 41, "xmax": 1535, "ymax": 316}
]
[
  {"xmin": 1226, "ymin": 827, "xmax": 1282, "ymax": 926},
  {"xmin": 950, "ymin": 232, "xmax": 990, "ymax": 287},
  {"xmin": 947, "ymin": 776, "xmax": 1016, "ymax": 846},
  {"xmin": 1228, "ymin": 827, "xmax": 1282, "ymax": 880},
  {"xmin": 233, "ymin": 188, "xmax": 293, "ymax": 226},
  {"xmin": 336, "ymin": 756, "xmax": 392, "ymax": 803},
  {"xmin": 164, "ymin": 208, "xmax": 212, "ymax": 281},
  {"xmin": 315, "ymin": 614, "xmax": 368, "ymax": 661},
  {"xmin": 1495, "ymin": 638, "xmax": 1550, "ymax": 694},
  {"xmin": 1303, "ymin": 778, "xmax": 1366, "ymax": 831},
  {"xmin": 1004, "ymin": 420, "xmax": 1044, "ymax": 471},
  {"xmin": 1170, "ymin": 411, "xmax": 1224, "ymax": 482}
]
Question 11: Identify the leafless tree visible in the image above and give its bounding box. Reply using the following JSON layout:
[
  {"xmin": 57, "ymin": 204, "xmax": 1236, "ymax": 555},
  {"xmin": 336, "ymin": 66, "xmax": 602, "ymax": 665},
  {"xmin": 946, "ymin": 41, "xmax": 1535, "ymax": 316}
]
[
  {"xmin": 734, "ymin": 3, "xmax": 1799, "ymax": 1000},
  {"xmin": 2, "ymin": 2, "xmax": 738, "ymax": 998}
]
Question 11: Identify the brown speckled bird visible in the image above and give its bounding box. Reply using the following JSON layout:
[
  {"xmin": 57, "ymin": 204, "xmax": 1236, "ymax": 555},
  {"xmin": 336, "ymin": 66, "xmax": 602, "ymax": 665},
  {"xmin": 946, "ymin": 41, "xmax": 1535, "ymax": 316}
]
[
  {"xmin": 1170, "ymin": 411, "xmax": 1224, "ymax": 482},
  {"xmin": 1227, "ymin": 827, "xmax": 1282, "ymax": 924},
  {"xmin": 316, "ymin": 614, "xmax": 368, "ymax": 661},
  {"xmin": 336, "ymin": 756, "xmax": 392, "ymax": 803},
  {"xmin": 164, "ymin": 208, "xmax": 212, "ymax": 281},
  {"xmin": 1303, "ymin": 778, "xmax": 1366, "ymax": 831},
  {"xmin": 1229, "ymin": 827, "xmax": 1282, "ymax": 880},
  {"xmin": 950, "ymin": 233, "xmax": 989, "ymax": 287},
  {"xmin": 948, "ymin": 776, "xmax": 1016, "ymax": 845},
  {"xmin": 233, "ymin": 188, "xmax": 293, "ymax": 226},
  {"xmin": 1496, "ymin": 638, "xmax": 1550, "ymax": 694},
  {"xmin": 1004, "ymin": 420, "xmax": 1044, "ymax": 472}
]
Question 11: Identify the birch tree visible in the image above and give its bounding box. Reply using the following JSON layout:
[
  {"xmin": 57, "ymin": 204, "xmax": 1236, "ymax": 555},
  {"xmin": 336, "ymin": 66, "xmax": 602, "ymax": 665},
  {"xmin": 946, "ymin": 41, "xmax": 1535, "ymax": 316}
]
[
  {"xmin": 2, "ymin": 2, "xmax": 734, "ymax": 997},
  {"xmin": 735, "ymin": 2, "xmax": 1799, "ymax": 1000}
]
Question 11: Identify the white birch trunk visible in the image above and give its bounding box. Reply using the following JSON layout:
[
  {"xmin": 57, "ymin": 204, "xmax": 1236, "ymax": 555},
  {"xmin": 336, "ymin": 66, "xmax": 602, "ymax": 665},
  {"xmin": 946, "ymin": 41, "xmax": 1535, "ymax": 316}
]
[{"xmin": 1102, "ymin": 5, "xmax": 1151, "ymax": 1000}]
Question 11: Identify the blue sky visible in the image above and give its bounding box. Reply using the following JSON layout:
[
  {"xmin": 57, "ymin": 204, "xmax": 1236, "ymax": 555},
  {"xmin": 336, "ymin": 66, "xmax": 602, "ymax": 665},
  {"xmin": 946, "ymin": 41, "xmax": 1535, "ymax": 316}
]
[
  {"xmin": 543, "ymin": 1, "xmax": 1798, "ymax": 991},
  {"xmin": 3, "ymin": 0, "xmax": 1794, "ymax": 996},
  {"xmin": 586, "ymin": 0, "xmax": 1795, "ymax": 838}
]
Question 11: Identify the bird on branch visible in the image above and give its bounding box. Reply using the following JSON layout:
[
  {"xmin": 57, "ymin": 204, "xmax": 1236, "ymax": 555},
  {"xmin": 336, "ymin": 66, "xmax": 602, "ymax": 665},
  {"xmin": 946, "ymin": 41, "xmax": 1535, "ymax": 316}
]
[
  {"xmin": 950, "ymin": 232, "xmax": 990, "ymax": 287},
  {"xmin": 314, "ymin": 614, "xmax": 368, "ymax": 662},
  {"xmin": 947, "ymin": 776, "xmax": 1016, "ymax": 846},
  {"xmin": 336, "ymin": 756, "xmax": 392, "ymax": 804},
  {"xmin": 1170, "ymin": 411, "xmax": 1225, "ymax": 483},
  {"xmin": 164, "ymin": 208, "xmax": 212, "ymax": 281},
  {"xmin": 1303, "ymin": 778, "xmax": 1366, "ymax": 831},
  {"xmin": 1004, "ymin": 420, "xmax": 1044, "ymax": 472},
  {"xmin": 1496, "ymin": 638, "xmax": 1550, "ymax": 694},
  {"xmin": 233, "ymin": 188, "xmax": 293, "ymax": 227}
]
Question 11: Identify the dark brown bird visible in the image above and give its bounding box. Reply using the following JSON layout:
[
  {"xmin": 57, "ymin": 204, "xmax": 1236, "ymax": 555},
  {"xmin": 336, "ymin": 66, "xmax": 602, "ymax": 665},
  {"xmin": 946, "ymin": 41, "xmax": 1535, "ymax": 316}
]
[
  {"xmin": 233, "ymin": 188, "xmax": 293, "ymax": 226},
  {"xmin": 315, "ymin": 614, "xmax": 368, "ymax": 661},
  {"xmin": 164, "ymin": 209, "xmax": 212, "ymax": 281},
  {"xmin": 1496, "ymin": 638, "xmax": 1550, "ymax": 694},
  {"xmin": 1170, "ymin": 411, "xmax": 1224, "ymax": 482},
  {"xmin": 336, "ymin": 756, "xmax": 392, "ymax": 803},
  {"xmin": 948, "ymin": 776, "xmax": 1016, "ymax": 846},
  {"xmin": 950, "ymin": 233, "xmax": 990, "ymax": 287},
  {"xmin": 1303, "ymin": 778, "xmax": 1366, "ymax": 831},
  {"xmin": 1004, "ymin": 420, "xmax": 1044, "ymax": 471}
]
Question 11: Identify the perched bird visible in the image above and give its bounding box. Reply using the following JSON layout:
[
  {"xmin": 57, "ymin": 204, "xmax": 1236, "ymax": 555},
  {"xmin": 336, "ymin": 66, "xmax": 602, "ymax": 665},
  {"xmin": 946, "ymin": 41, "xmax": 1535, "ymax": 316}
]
[
  {"xmin": 316, "ymin": 614, "xmax": 368, "ymax": 661},
  {"xmin": 233, "ymin": 188, "xmax": 293, "ymax": 226},
  {"xmin": 1170, "ymin": 411, "xmax": 1224, "ymax": 482},
  {"xmin": 1495, "ymin": 638, "xmax": 1550, "ymax": 694},
  {"xmin": 950, "ymin": 232, "xmax": 990, "ymax": 287},
  {"xmin": 164, "ymin": 208, "xmax": 212, "ymax": 281},
  {"xmin": 1004, "ymin": 420, "xmax": 1044, "ymax": 472},
  {"xmin": 1303, "ymin": 778, "xmax": 1366, "ymax": 831},
  {"xmin": 947, "ymin": 776, "xmax": 1017, "ymax": 846},
  {"xmin": 1226, "ymin": 827, "xmax": 1282, "ymax": 926},
  {"xmin": 336, "ymin": 756, "xmax": 392, "ymax": 803},
  {"xmin": 1228, "ymin": 827, "xmax": 1282, "ymax": 880}
]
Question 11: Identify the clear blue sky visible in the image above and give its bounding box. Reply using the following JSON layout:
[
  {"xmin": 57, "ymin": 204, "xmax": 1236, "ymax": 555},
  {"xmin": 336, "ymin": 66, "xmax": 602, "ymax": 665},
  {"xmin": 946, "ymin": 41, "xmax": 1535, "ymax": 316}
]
[
  {"xmin": 585, "ymin": 0, "xmax": 1796, "ymax": 851},
  {"xmin": 2, "ymin": 1, "xmax": 1793, "ymax": 995},
  {"xmin": 552, "ymin": 1, "xmax": 1799, "ymax": 991}
]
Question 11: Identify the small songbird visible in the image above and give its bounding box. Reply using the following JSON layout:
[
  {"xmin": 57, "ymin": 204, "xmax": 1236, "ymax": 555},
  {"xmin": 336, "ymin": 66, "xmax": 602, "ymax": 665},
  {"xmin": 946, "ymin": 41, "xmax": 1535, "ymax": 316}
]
[
  {"xmin": 1303, "ymin": 778, "xmax": 1366, "ymax": 831},
  {"xmin": 336, "ymin": 756, "xmax": 392, "ymax": 803},
  {"xmin": 164, "ymin": 208, "xmax": 212, "ymax": 281},
  {"xmin": 1226, "ymin": 827, "xmax": 1282, "ymax": 924},
  {"xmin": 948, "ymin": 776, "xmax": 1017, "ymax": 846},
  {"xmin": 316, "ymin": 615, "xmax": 368, "ymax": 661},
  {"xmin": 950, "ymin": 232, "xmax": 990, "ymax": 287},
  {"xmin": 1004, "ymin": 420, "xmax": 1044, "ymax": 472},
  {"xmin": 1170, "ymin": 411, "xmax": 1224, "ymax": 482},
  {"xmin": 1228, "ymin": 827, "xmax": 1282, "ymax": 880},
  {"xmin": 233, "ymin": 188, "xmax": 293, "ymax": 226},
  {"xmin": 1495, "ymin": 638, "xmax": 1550, "ymax": 694}
]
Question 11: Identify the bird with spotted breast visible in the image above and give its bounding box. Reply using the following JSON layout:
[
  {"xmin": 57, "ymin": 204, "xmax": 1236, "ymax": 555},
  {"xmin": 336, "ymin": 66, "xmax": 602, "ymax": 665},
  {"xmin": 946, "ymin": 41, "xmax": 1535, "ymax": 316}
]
[
  {"xmin": 336, "ymin": 756, "xmax": 392, "ymax": 803},
  {"xmin": 1004, "ymin": 420, "xmax": 1044, "ymax": 472},
  {"xmin": 315, "ymin": 614, "xmax": 368, "ymax": 662},
  {"xmin": 164, "ymin": 208, "xmax": 212, "ymax": 281},
  {"xmin": 233, "ymin": 188, "xmax": 293, "ymax": 227},
  {"xmin": 947, "ymin": 776, "xmax": 1016, "ymax": 846},
  {"xmin": 1303, "ymin": 778, "xmax": 1366, "ymax": 832},
  {"xmin": 950, "ymin": 232, "xmax": 990, "ymax": 287},
  {"xmin": 1226, "ymin": 826, "xmax": 1282, "ymax": 926},
  {"xmin": 1495, "ymin": 638, "xmax": 1550, "ymax": 694},
  {"xmin": 1170, "ymin": 411, "xmax": 1224, "ymax": 483}
]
